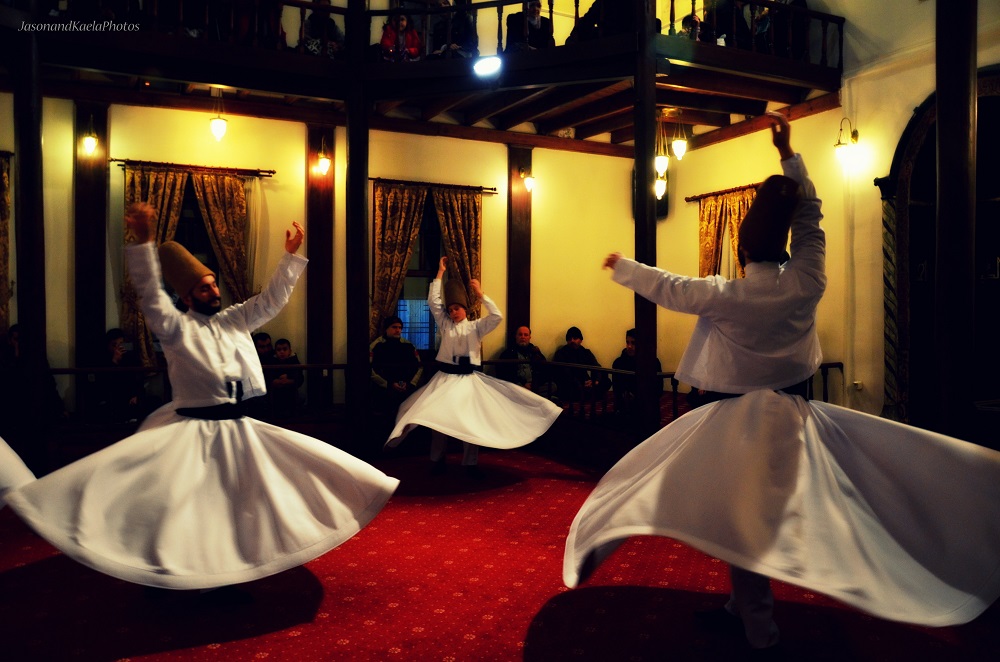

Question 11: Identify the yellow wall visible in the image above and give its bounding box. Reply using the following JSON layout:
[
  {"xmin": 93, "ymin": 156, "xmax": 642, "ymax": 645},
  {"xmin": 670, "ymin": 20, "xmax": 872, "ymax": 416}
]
[{"xmin": 106, "ymin": 104, "xmax": 310, "ymax": 356}]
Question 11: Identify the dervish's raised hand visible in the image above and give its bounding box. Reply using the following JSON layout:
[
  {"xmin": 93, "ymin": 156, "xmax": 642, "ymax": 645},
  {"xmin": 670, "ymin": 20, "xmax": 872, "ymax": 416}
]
[
  {"xmin": 125, "ymin": 202, "xmax": 157, "ymax": 244},
  {"xmin": 766, "ymin": 111, "xmax": 795, "ymax": 160},
  {"xmin": 603, "ymin": 252, "xmax": 623, "ymax": 270},
  {"xmin": 470, "ymin": 278, "xmax": 484, "ymax": 298},
  {"xmin": 285, "ymin": 222, "xmax": 305, "ymax": 254},
  {"xmin": 437, "ymin": 256, "xmax": 448, "ymax": 279}
]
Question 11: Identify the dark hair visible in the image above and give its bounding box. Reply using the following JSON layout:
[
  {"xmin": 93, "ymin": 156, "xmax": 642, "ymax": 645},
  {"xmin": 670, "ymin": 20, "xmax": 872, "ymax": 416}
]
[
  {"xmin": 105, "ymin": 328, "xmax": 126, "ymax": 344},
  {"xmin": 275, "ymin": 338, "xmax": 291, "ymax": 348},
  {"xmin": 566, "ymin": 326, "xmax": 583, "ymax": 341},
  {"xmin": 253, "ymin": 332, "xmax": 272, "ymax": 343},
  {"xmin": 383, "ymin": 315, "xmax": 404, "ymax": 332},
  {"xmin": 625, "ymin": 328, "xmax": 637, "ymax": 340}
]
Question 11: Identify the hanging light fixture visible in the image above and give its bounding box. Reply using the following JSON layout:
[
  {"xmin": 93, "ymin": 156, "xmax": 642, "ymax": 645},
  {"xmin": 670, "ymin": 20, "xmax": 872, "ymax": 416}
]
[
  {"xmin": 834, "ymin": 117, "xmax": 859, "ymax": 164},
  {"xmin": 653, "ymin": 115, "xmax": 670, "ymax": 200},
  {"xmin": 209, "ymin": 87, "xmax": 228, "ymax": 141},
  {"xmin": 82, "ymin": 114, "xmax": 98, "ymax": 155},
  {"xmin": 654, "ymin": 116, "xmax": 670, "ymax": 179},
  {"xmin": 317, "ymin": 136, "xmax": 331, "ymax": 175},
  {"xmin": 671, "ymin": 113, "xmax": 688, "ymax": 161},
  {"xmin": 519, "ymin": 167, "xmax": 535, "ymax": 193}
]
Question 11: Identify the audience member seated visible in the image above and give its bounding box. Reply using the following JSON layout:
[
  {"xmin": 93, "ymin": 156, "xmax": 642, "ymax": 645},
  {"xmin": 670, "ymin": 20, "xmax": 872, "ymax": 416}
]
[
  {"xmin": 551, "ymin": 326, "xmax": 608, "ymax": 404},
  {"xmin": 566, "ymin": 0, "xmax": 661, "ymax": 44},
  {"xmin": 245, "ymin": 331, "xmax": 277, "ymax": 418},
  {"xmin": 428, "ymin": 0, "xmax": 479, "ymax": 60},
  {"xmin": 496, "ymin": 325, "xmax": 551, "ymax": 396},
  {"xmin": 370, "ymin": 316, "xmax": 423, "ymax": 416},
  {"xmin": 90, "ymin": 328, "xmax": 158, "ymax": 424},
  {"xmin": 610, "ymin": 327, "xmax": 663, "ymax": 420},
  {"xmin": 379, "ymin": 13, "xmax": 422, "ymax": 62},
  {"xmin": 304, "ymin": 0, "xmax": 345, "ymax": 58},
  {"xmin": 505, "ymin": 1, "xmax": 555, "ymax": 53},
  {"xmin": 266, "ymin": 338, "xmax": 305, "ymax": 418}
]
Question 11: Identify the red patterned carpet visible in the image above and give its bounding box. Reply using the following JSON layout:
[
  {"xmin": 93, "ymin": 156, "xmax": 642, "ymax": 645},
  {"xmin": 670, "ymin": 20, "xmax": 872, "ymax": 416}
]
[{"xmin": 1, "ymin": 447, "xmax": 997, "ymax": 661}]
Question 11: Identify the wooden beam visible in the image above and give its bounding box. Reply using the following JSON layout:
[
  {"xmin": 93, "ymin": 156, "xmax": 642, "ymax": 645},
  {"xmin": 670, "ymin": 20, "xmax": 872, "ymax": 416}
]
[{"xmin": 689, "ymin": 92, "xmax": 840, "ymax": 150}]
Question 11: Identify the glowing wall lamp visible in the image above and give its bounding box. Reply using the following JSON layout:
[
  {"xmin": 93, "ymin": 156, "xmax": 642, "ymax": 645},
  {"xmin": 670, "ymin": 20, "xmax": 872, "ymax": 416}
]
[
  {"xmin": 82, "ymin": 114, "xmax": 98, "ymax": 155},
  {"xmin": 519, "ymin": 167, "xmax": 535, "ymax": 192},
  {"xmin": 316, "ymin": 136, "xmax": 331, "ymax": 175},
  {"xmin": 834, "ymin": 117, "xmax": 860, "ymax": 166}
]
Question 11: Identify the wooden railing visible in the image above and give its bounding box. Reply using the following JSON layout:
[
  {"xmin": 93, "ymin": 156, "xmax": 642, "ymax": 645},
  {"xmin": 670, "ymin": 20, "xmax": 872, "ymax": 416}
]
[{"xmin": 18, "ymin": 0, "xmax": 843, "ymax": 71}]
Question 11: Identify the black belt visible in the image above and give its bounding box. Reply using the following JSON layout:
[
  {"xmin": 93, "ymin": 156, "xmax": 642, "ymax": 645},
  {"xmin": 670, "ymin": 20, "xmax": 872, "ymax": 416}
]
[
  {"xmin": 436, "ymin": 358, "xmax": 482, "ymax": 375},
  {"xmin": 698, "ymin": 379, "xmax": 810, "ymax": 405},
  {"xmin": 177, "ymin": 381, "xmax": 245, "ymax": 420},
  {"xmin": 177, "ymin": 403, "xmax": 245, "ymax": 420}
]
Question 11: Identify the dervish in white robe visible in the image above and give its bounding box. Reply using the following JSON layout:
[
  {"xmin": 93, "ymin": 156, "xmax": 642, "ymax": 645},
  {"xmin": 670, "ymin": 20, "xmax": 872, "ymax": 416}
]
[
  {"xmin": 564, "ymin": 116, "xmax": 1000, "ymax": 640},
  {"xmin": 1, "ymin": 213, "xmax": 398, "ymax": 589}
]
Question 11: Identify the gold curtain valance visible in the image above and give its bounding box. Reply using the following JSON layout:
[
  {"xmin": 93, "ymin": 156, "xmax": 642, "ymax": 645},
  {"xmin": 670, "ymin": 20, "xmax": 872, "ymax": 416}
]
[{"xmin": 113, "ymin": 158, "xmax": 275, "ymax": 179}]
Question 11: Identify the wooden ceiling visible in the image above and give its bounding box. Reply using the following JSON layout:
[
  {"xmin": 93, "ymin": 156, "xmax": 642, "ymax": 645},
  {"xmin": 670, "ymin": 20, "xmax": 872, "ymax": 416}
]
[{"xmin": 0, "ymin": 3, "xmax": 845, "ymax": 158}]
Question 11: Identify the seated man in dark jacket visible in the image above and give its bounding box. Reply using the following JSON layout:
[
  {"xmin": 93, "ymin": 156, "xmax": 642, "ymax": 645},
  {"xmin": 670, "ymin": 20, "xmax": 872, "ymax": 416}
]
[
  {"xmin": 552, "ymin": 326, "xmax": 608, "ymax": 403},
  {"xmin": 496, "ymin": 325, "xmax": 551, "ymax": 395},
  {"xmin": 370, "ymin": 315, "xmax": 424, "ymax": 415},
  {"xmin": 610, "ymin": 327, "xmax": 663, "ymax": 418}
]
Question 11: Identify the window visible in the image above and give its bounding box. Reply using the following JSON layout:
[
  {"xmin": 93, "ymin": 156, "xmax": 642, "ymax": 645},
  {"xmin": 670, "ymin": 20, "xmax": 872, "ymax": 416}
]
[{"xmin": 396, "ymin": 196, "xmax": 442, "ymax": 351}]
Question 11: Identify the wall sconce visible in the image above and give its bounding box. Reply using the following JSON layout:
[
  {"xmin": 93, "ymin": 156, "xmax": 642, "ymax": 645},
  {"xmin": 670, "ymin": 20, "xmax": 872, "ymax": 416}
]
[
  {"xmin": 519, "ymin": 167, "xmax": 535, "ymax": 193},
  {"xmin": 82, "ymin": 114, "xmax": 98, "ymax": 155},
  {"xmin": 317, "ymin": 136, "xmax": 331, "ymax": 175},
  {"xmin": 834, "ymin": 117, "xmax": 859, "ymax": 165},
  {"xmin": 209, "ymin": 87, "xmax": 227, "ymax": 141}
]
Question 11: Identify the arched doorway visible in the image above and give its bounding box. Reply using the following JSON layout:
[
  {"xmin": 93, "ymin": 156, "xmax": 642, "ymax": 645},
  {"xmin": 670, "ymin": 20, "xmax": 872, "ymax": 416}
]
[{"xmin": 876, "ymin": 66, "xmax": 1000, "ymax": 446}]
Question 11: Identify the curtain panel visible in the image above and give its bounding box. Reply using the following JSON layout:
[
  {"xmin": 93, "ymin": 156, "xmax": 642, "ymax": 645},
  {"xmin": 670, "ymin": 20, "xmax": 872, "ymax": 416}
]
[
  {"xmin": 0, "ymin": 154, "xmax": 11, "ymax": 336},
  {"xmin": 369, "ymin": 182, "xmax": 428, "ymax": 341},
  {"xmin": 190, "ymin": 173, "xmax": 251, "ymax": 303},
  {"xmin": 121, "ymin": 167, "xmax": 189, "ymax": 367},
  {"xmin": 697, "ymin": 187, "xmax": 757, "ymax": 278},
  {"xmin": 432, "ymin": 186, "xmax": 482, "ymax": 319}
]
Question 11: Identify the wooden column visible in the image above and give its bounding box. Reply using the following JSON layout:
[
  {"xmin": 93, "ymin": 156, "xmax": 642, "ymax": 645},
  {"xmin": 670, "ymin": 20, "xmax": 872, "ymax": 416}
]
[
  {"xmin": 934, "ymin": 0, "xmax": 977, "ymax": 438},
  {"xmin": 506, "ymin": 145, "xmax": 533, "ymax": 333},
  {"xmin": 306, "ymin": 124, "xmax": 335, "ymax": 411},
  {"xmin": 633, "ymin": 0, "xmax": 659, "ymax": 434},
  {"xmin": 74, "ymin": 102, "xmax": 109, "ymax": 377},
  {"xmin": 344, "ymin": 0, "xmax": 372, "ymax": 443},
  {"xmin": 10, "ymin": 18, "xmax": 49, "ymax": 470}
]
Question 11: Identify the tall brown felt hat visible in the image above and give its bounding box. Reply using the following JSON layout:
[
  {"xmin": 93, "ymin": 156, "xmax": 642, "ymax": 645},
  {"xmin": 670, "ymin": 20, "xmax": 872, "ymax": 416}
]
[
  {"xmin": 444, "ymin": 279, "xmax": 469, "ymax": 310},
  {"xmin": 738, "ymin": 175, "xmax": 800, "ymax": 262},
  {"xmin": 158, "ymin": 241, "xmax": 215, "ymax": 297}
]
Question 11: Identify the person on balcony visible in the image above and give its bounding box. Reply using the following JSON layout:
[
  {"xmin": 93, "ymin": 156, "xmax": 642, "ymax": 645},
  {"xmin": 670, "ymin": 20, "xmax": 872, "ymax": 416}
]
[
  {"xmin": 504, "ymin": 1, "xmax": 555, "ymax": 53},
  {"xmin": 379, "ymin": 13, "xmax": 422, "ymax": 62},
  {"xmin": 428, "ymin": 0, "xmax": 479, "ymax": 60}
]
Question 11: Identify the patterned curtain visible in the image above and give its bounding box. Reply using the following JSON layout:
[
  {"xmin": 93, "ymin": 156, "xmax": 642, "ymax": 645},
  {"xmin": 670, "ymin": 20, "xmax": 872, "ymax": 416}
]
[
  {"xmin": 433, "ymin": 186, "xmax": 483, "ymax": 319},
  {"xmin": 697, "ymin": 187, "xmax": 757, "ymax": 278},
  {"xmin": 0, "ymin": 154, "xmax": 11, "ymax": 336},
  {"xmin": 369, "ymin": 181, "xmax": 428, "ymax": 341},
  {"xmin": 121, "ymin": 167, "xmax": 189, "ymax": 366},
  {"xmin": 190, "ymin": 172, "xmax": 251, "ymax": 303}
]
